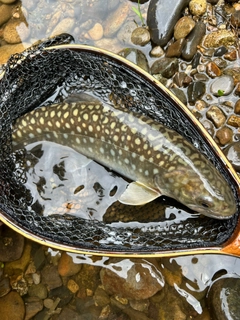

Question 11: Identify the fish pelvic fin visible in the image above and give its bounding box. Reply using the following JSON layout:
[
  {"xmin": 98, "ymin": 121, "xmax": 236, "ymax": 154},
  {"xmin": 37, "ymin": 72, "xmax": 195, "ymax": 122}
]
[{"xmin": 119, "ymin": 181, "xmax": 161, "ymax": 206}]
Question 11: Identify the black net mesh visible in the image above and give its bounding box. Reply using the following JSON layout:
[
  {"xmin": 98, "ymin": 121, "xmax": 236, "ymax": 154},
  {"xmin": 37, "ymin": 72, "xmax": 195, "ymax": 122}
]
[{"xmin": 0, "ymin": 34, "xmax": 239, "ymax": 255}]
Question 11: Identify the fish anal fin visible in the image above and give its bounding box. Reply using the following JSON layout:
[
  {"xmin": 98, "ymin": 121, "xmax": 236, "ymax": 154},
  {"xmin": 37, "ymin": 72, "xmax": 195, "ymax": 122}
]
[{"xmin": 119, "ymin": 181, "xmax": 161, "ymax": 206}]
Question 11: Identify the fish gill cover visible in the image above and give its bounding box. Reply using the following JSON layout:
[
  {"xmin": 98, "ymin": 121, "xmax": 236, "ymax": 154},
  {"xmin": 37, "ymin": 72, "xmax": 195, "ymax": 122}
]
[{"xmin": 0, "ymin": 34, "xmax": 239, "ymax": 255}]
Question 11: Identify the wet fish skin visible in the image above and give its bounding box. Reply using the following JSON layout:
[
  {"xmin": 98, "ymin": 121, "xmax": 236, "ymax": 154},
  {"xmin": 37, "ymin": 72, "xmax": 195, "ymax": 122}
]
[{"xmin": 12, "ymin": 100, "xmax": 237, "ymax": 219}]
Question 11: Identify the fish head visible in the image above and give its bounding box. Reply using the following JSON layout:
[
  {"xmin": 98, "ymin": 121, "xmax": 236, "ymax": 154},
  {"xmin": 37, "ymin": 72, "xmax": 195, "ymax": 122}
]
[{"xmin": 155, "ymin": 165, "xmax": 237, "ymax": 219}]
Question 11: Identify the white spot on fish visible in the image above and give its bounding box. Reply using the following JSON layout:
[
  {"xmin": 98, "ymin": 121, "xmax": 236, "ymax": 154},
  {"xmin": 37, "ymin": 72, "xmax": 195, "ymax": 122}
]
[
  {"xmin": 100, "ymin": 147, "xmax": 104, "ymax": 154},
  {"xmin": 64, "ymin": 112, "xmax": 69, "ymax": 119},
  {"xmin": 73, "ymin": 109, "xmax": 78, "ymax": 117},
  {"xmin": 83, "ymin": 113, "xmax": 89, "ymax": 121},
  {"xmin": 36, "ymin": 128, "xmax": 42, "ymax": 134}
]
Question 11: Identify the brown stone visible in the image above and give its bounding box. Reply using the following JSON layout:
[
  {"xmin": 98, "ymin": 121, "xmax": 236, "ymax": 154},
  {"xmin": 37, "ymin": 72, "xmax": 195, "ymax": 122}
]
[
  {"xmin": 224, "ymin": 50, "xmax": 237, "ymax": 61},
  {"xmin": 206, "ymin": 105, "xmax": 226, "ymax": 128},
  {"xmin": 104, "ymin": 2, "xmax": 129, "ymax": 37},
  {"xmin": 3, "ymin": 19, "xmax": 30, "ymax": 44},
  {"xmin": 234, "ymin": 82, "xmax": 240, "ymax": 96},
  {"xmin": 174, "ymin": 16, "xmax": 195, "ymax": 40},
  {"xmin": 216, "ymin": 127, "xmax": 233, "ymax": 145},
  {"xmin": 203, "ymin": 30, "xmax": 236, "ymax": 48},
  {"xmin": 166, "ymin": 38, "xmax": 186, "ymax": 58},
  {"xmin": 206, "ymin": 62, "xmax": 222, "ymax": 78},
  {"xmin": 227, "ymin": 115, "xmax": 240, "ymax": 127},
  {"xmin": 234, "ymin": 99, "xmax": 240, "ymax": 114},
  {"xmin": 58, "ymin": 252, "xmax": 82, "ymax": 277},
  {"xmin": 0, "ymin": 4, "xmax": 12, "ymax": 27},
  {"xmin": 0, "ymin": 291, "xmax": 25, "ymax": 320}
]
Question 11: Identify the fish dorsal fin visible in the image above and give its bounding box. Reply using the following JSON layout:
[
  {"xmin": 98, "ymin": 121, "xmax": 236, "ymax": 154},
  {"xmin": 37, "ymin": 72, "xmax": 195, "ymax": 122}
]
[{"xmin": 119, "ymin": 181, "xmax": 161, "ymax": 206}]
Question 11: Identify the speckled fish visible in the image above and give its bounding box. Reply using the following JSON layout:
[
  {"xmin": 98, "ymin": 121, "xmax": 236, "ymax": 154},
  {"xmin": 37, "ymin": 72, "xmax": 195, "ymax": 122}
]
[{"xmin": 12, "ymin": 95, "xmax": 236, "ymax": 219}]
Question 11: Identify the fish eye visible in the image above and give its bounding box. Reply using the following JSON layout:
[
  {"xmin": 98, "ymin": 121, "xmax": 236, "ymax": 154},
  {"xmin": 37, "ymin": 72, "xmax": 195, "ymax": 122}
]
[{"xmin": 196, "ymin": 197, "xmax": 214, "ymax": 209}]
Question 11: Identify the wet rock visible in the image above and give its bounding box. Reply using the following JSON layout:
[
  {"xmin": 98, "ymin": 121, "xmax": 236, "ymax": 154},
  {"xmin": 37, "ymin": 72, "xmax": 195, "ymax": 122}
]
[
  {"xmin": 94, "ymin": 38, "xmax": 122, "ymax": 53},
  {"xmin": 189, "ymin": 0, "xmax": 207, "ymax": 16},
  {"xmin": 206, "ymin": 105, "xmax": 226, "ymax": 128},
  {"xmin": 0, "ymin": 225, "xmax": 24, "ymax": 262},
  {"xmin": 118, "ymin": 48, "xmax": 149, "ymax": 72},
  {"xmin": 201, "ymin": 119, "xmax": 215, "ymax": 136},
  {"xmin": 203, "ymin": 30, "xmax": 236, "ymax": 48},
  {"xmin": 104, "ymin": 2, "xmax": 129, "ymax": 37},
  {"xmin": 166, "ymin": 38, "xmax": 186, "ymax": 58},
  {"xmin": 0, "ymin": 4, "xmax": 12, "ymax": 27},
  {"xmin": 224, "ymin": 141, "xmax": 240, "ymax": 171},
  {"xmin": 187, "ymin": 81, "xmax": 206, "ymax": 103},
  {"xmin": 147, "ymin": 0, "xmax": 190, "ymax": 46},
  {"xmin": 231, "ymin": 9, "xmax": 240, "ymax": 27},
  {"xmin": 1, "ymin": 0, "xmax": 16, "ymax": 3},
  {"xmin": 3, "ymin": 19, "xmax": 30, "ymax": 44},
  {"xmin": 210, "ymin": 75, "xmax": 234, "ymax": 96},
  {"xmin": 150, "ymin": 45, "xmax": 164, "ymax": 57},
  {"xmin": 86, "ymin": 23, "xmax": 103, "ymax": 41},
  {"xmin": 224, "ymin": 67, "xmax": 240, "ymax": 85},
  {"xmin": 174, "ymin": 16, "xmax": 195, "ymax": 40},
  {"xmin": 28, "ymin": 283, "xmax": 48, "ymax": 299},
  {"xmin": 131, "ymin": 27, "xmax": 150, "ymax": 46},
  {"xmin": 182, "ymin": 21, "xmax": 206, "ymax": 61},
  {"xmin": 100, "ymin": 258, "xmax": 164, "ymax": 300},
  {"xmin": 151, "ymin": 57, "xmax": 178, "ymax": 78},
  {"xmin": 213, "ymin": 57, "xmax": 227, "ymax": 69},
  {"xmin": 117, "ymin": 20, "xmax": 136, "ymax": 45},
  {"xmin": 50, "ymin": 17, "xmax": 75, "ymax": 37},
  {"xmin": 74, "ymin": 264, "xmax": 101, "ymax": 299},
  {"xmin": 58, "ymin": 252, "xmax": 82, "ymax": 277},
  {"xmin": 49, "ymin": 286, "xmax": 73, "ymax": 308},
  {"xmin": 170, "ymin": 87, "xmax": 187, "ymax": 105},
  {"xmin": 24, "ymin": 296, "xmax": 43, "ymax": 320},
  {"xmin": 41, "ymin": 265, "xmax": 62, "ymax": 290},
  {"xmin": 67, "ymin": 279, "xmax": 79, "ymax": 294},
  {"xmin": 234, "ymin": 99, "xmax": 240, "ymax": 114},
  {"xmin": 206, "ymin": 61, "xmax": 222, "ymax": 78},
  {"xmin": 224, "ymin": 49, "xmax": 237, "ymax": 61},
  {"xmin": 173, "ymin": 72, "xmax": 192, "ymax": 87},
  {"xmin": 214, "ymin": 46, "xmax": 228, "ymax": 56},
  {"xmin": 227, "ymin": 115, "xmax": 240, "ymax": 127},
  {"xmin": 93, "ymin": 286, "xmax": 110, "ymax": 307},
  {"xmin": 129, "ymin": 299, "xmax": 149, "ymax": 312},
  {"xmin": 0, "ymin": 291, "xmax": 25, "ymax": 320},
  {"xmin": 216, "ymin": 126, "xmax": 233, "ymax": 145},
  {"xmin": 57, "ymin": 306, "xmax": 82, "ymax": 320},
  {"xmin": 4, "ymin": 242, "xmax": 31, "ymax": 276},
  {"xmin": 208, "ymin": 277, "xmax": 240, "ymax": 320},
  {"xmin": 0, "ymin": 277, "xmax": 11, "ymax": 297},
  {"xmin": 32, "ymin": 246, "xmax": 46, "ymax": 271}
]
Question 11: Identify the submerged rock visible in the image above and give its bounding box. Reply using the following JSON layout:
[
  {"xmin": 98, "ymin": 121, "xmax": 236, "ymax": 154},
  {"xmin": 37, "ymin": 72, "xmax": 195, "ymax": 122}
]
[
  {"xmin": 147, "ymin": 0, "xmax": 190, "ymax": 46},
  {"xmin": 208, "ymin": 277, "xmax": 240, "ymax": 320},
  {"xmin": 118, "ymin": 48, "xmax": 149, "ymax": 72},
  {"xmin": 224, "ymin": 141, "xmax": 240, "ymax": 172}
]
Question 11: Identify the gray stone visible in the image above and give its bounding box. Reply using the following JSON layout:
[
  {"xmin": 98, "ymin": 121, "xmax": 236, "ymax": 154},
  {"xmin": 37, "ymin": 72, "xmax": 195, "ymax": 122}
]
[
  {"xmin": 170, "ymin": 88, "xmax": 187, "ymax": 105},
  {"xmin": 151, "ymin": 57, "xmax": 178, "ymax": 78},
  {"xmin": 182, "ymin": 21, "xmax": 206, "ymax": 61},
  {"xmin": 208, "ymin": 277, "xmax": 240, "ymax": 320},
  {"xmin": 147, "ymin": 0, "xmax": 190, "ymax": 46},
  {"xmin": 210, "ymin": 75, "xmax": 234, "ymax": 96},
  {"xmin": 187, "ymin": 81, "xmax": 206, "ymax": 103},
  {"xmin": 41, "ymin": 265, "xmax": 62, "ymax": 291}
]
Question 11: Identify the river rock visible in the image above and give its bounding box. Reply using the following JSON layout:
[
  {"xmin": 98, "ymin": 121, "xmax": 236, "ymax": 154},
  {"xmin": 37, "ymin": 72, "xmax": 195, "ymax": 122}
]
[
  {"xmin": 182, "ymin": 21, "xmax": 206, "ymax": 61},
  {"xmin": 41, "ymin": 265, "xmax": 62, "ymax": 290},
  {"xmin": 103, "ymin": 2, "xmax": 129, "ymax": 37},
  {"xmin": 131, "ymin": 27, "xmax": 151, "ymax": 46},
  {"xmin": 227, "ymin": 115, "xmax": 240, "ymax": 127},
  {"xmin": 100, "ymin": 258, "xmax": 164, "ymax": 300},
  {"xmin": 0, "ymin": 291, "xmax": 25, "ymax": 320},
  {"xmin": 210, "ymin": 75, "xmax": 234, "ymax": 96},
  {"xmin": 206, "ymin": 61, "xmax": 222, "ymax": 78},
  {"xmin": 24, "ymin": 296, "xmax": 43, "ymax": 320},
  {"xmin": 234, "ymin": 99, "xmax": 240, "ymax": 114},
  {"xmin": 86, "ymin": 23, "xmax": 103, "ymax": 41},
  {"xmin": 203, "ymin": 30, "xmax": 236, "ymax": 48},
  {"xmin": 28, "ymin": 283, "xmax": 48, "ymax": 300},
  {"xmin": 216, "ymin": 126, "xmax": 233, "ymax": 145},
  {"xmin": 174, "ymin": 16, "xmax": 196, "ymax": 40},
  {"xmin": 118, "ymin": 48, "xmax": 149, "ymax": 72},
  {"xmin": 50, "ymin": 17, "xmax": 75, "ymax": 37},
  {"xmin": 0, "ymin": 277, "xmax": 11, "ymax": 298},
  {"xmin": 117, "ymin": 20, "xmax": 136, "ymax": 45},
  {"xmin": 223, "ymin": 141, "xmax": 240, "ymax": 171},
  {"xmin": 147, "ymin": 0, "xmax": 190, "ymax": 46},
  {"xmin": 58, "ymin": 252, "xmax": 82, "ymax": 277},
  {"xmin": 214, "ymin": 46, "xmax": 228, "ymax": 56},
  {"xmin": 151, "ymin": 57, "xmax": 178, "ymax": 78},
  {"xmin": 3, "ymin": 19, "xmax": 30, "ymax": 44},
  {"xmin": 189, "ymin": 0, "xmax": 207, "ymax": 16},
  {"xmin": 206, "ymin": 105, "xmax": 226, "ymax": 128},
  {"xmin": 0, "ymin": 225, "xmax": 24, "ymax": 262},
  {"xmin": 0, "ymin": 0, "xmax": 16, "ymax": 3},
  {"xmin": 187, "ymin": 81, "xmax": 206, "ymax": 103},
  {"xmin": 208, "ymin": 277, "xmax": 240, "ymax": 320},
  {"xmin": 0, "ymin": 4, "xmax": 12, "ymax": 27},
  {"xmin": 166, "ymin": 38, "xmax": 186, "ymax": 58},
  {"xmin": 150, "ymin": 45, "xmax": 165, "ymax": 57}
]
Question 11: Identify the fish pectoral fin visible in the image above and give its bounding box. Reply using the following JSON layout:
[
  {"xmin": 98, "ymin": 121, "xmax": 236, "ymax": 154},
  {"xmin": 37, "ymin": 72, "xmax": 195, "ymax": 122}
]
[{"xmin": 119, "ymin": 181, "xmax": 161, "ymax": 206}]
